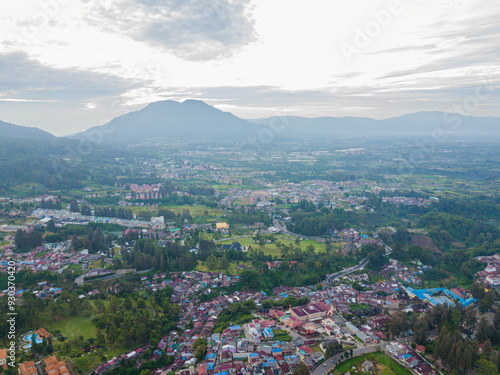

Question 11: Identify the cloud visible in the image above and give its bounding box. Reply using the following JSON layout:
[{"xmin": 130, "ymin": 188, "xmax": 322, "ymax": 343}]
[
  {"xmin": 0, "ymin": 51, "xmax": 139, "ymax": 102},
  {"xmin": 85, "ymin": 0, "xmax": 256, "ymax": 61}
]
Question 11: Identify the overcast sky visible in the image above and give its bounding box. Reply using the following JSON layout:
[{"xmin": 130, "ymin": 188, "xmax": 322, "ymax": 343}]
[{"xmin": 0, "ymin": 0, "xmax": 499, "ymax": 135}]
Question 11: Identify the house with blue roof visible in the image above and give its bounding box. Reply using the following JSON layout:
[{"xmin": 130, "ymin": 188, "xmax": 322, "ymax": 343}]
[{"xmin": 406, "ymin": 287, "xmax": 477, "ymax": 308}]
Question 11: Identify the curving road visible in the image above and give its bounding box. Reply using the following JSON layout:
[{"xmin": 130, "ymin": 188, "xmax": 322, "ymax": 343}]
[
  {"xmin": 312, "ymin": 345, "xmax": 385, "ymax": 375},
  {"xmin": 325, "ymin": 244, "xmax": 392, "ymax": 283},
  {"xmin": 326, "ymin": 257, "xmax": 369, "ymax": 282},
  {"xmin": 272, "ymin": 219, "xmax": 323, "ymax": 240}
]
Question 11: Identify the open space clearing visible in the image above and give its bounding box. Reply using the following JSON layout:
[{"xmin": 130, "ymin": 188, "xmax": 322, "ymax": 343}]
[
  {"xmin": 333, "ymin": 352, "xmax": 413, "ymax": 375},
  {"xmin": 215, "ymin": 236, "xmax": 331, "ymax": 257},
  {"xmin": 45, "ymin": 316, "xmax": 97, "ymax": 340}
]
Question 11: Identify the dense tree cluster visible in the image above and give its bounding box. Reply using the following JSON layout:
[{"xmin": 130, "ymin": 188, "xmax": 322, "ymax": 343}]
[
  {"xmin": 205, "ymin": 254, "xmax": 230, "ymax": 270},
  {"xmin": 213, "ymin": 300, "xmax": 256, "ymax": 333},
  {"xmin": 121, "ymin": 239, "xmax": 196, "ymax": 272},
  {"xmin": 71, "ymin": 226, "xmax": 109, "ymax": 253},
  {"xmin": 40, "ymin": 199, "xmax": 62, "ymax": 209},
  {"xmin": 236, "ymin": 247, "xmax": 357, "ymax": 292},
  {"xmin": 15, "ymin": 229, "xmax": 43, "ymax": 251},
  {"xmin": 93, "ymin": 206, "xmax": 134, "ymax": 220},
  {"xmin": 187, "ymin": 185, "xmax": 215, "ymax": 197},
  {"xmin": 324, "ymin": 340, "xmax": 343, "ymax": 358},
  {"xmin": 227, "ymin": 206, "xmax": 271, "ymax": 226},
  {"xmin": 260, "ymin": 296, "xmax": 309, "ymax": 310}
]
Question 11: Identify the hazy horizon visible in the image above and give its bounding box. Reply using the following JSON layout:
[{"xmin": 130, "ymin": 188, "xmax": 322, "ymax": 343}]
[{"xmin": 1, "ymin": 0, "xmax": 500, "ymax": 136}]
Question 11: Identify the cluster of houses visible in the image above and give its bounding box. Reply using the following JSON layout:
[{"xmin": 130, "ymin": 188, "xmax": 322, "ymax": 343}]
[
  {"xmin": 18, "ymin": 355, "xmax": 72, "ymax": 375},
  {"xmin": 386, "ymin": 342, "xmax": 435, "ymax": 375},
  {"xmin": 381, "ymin": 196, "xmax": 433, "ymax": 207},
  {"xmin": 0, "ymin": 243, "xmax": 102, "ymax": 278},
  {"xmin": 475, "ymin": 253, "xmax": 500, "ymax": 287},
  {"xmin": 4, "ymin": 255, "xmax": 451, "ymax": 375},
  {"xmin": 94, "ymin": 345, "xmax": 151, "ymax": 374},
  {"xmin": 31, "ymin": 208, "xmax": 165, "ymax": 229},
  {"xmin": 379, "ymin": 259, "xmax": 427, "ymax": 286}
]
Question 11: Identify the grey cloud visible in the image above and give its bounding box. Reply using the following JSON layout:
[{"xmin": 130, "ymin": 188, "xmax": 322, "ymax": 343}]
[
  {"xmin": 87, "ymin": 0, "xmax": 256, "ymax": 61},
  {"xmin": 176, "ymin": 81, "xmax": 500, "ymax": 120},
  {"xmin": 0, "ymin": 51, "xmax": 139, "ymax": 102}
]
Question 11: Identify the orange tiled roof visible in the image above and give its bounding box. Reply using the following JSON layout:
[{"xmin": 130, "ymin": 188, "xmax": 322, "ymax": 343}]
[
  {"xmin": 37, "ymin": 328, "xmax": 50, "ymax": 339},
  {"xmin": 44, "ymin": 355, "xmax": 58, "ymax": 366},
  {"xmin": 19, "ymin": 361, "xmax": 37, "ymax": 375}
]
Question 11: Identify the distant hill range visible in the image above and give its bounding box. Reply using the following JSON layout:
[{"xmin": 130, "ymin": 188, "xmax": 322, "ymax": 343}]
[
  {"xmin": 249, "ymin": 111, "xmax": 500, "ymax": 139},
  {"xmin": 70, "ymin": 100, "xmax": 257, "ymax": 144},
  {"xmin": 1, "ymin": 100, "xmax": 499, "ymax": 145},
  {"xmin": 0, "ymin": 120, "xmax": 55, "ymax": 140}
]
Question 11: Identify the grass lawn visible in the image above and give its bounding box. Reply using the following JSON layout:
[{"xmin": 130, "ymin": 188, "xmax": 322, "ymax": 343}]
[
  {"xmin": 333, "ymin": 352, "xmax": 412, "ymax": 375},
  {"xmin": 215, "ymin": 236, "xmax": 328, "ymax": 258},
  {"xmin": 196, "ymin": 260, "xmax": 251, "ymax": 274},
  {"xmin": 160, "ymin": 204, "xmax": 224, "ymax": 217},
  {"xmin": 46, "ymin": 316, "xmax": 97, "ymax": 340},
  {"xmin": 71, "ymin": 346, "xmax": 125, "ymax": 374},
  {"xmin": 273, "ymin": 329, "xmax": 292, "ymax": 342}
]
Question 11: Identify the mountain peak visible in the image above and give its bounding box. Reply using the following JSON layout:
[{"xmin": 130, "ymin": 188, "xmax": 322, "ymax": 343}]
[
  {"xmin": 72, "ymin": 99, "xmax": 255, "ymax": 144},
  {"xmin": 182, "ymin": 99, "xmax": 209, "ymax": 106}
]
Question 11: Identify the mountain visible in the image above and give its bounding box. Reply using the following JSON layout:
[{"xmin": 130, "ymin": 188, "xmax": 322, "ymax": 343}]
[
  {"xmin": 72, "ymin": 100, "xmax": 260, "ymax": 145},
  {"xmin": 248, "ymin": 116, "xmax": 380, "ymax": 138},
  {"xmin": 0, "ymin": 120, "xmax": 55, "ymax": 140},
  {"xmin": 249, "ymin": 111, "xmax": 500, "ymax": 139},
  {"xmin": 71, "ymin": 102, "xmax": 500, "ymax": 146}
]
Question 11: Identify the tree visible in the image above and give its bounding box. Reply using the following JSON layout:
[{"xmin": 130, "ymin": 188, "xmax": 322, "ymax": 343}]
[
  {"xmin": 414, "ymin": 318, "xmax": 429, "ymax": 345},
  {"xmin": 123, "ymin": 296, "xmax": 133, "ymax": 311},
  {"xmin": 193, "ymin": 338, "xmax": 207, "ymax": 362},
  {"xmin": 477, "ymin": 359, "xmax": 499, "ymax": 375},
  {"xmin": 107, "ymin": 325, "xmax": 118, "ymax": 345},
  {"xmin": 96, "ymin": 331, "xmax": 105, "ymax": 348},
  {"xmin": 69, "ymin": 201, "xmax": 79, "ymax": 212},
  {"xmin": 220, "ymin": 255, "xmax": 230, "ymax": 270},
  {"xmin": 477, "ymin": 317, "xmax": 492, "ymax": 342},
  {"xmin": 137, "ymin": 299, "xmax": 146, "ymax": 309},
  {"xmin": 464, "ymin": 308, "xmax": 477, "ymax": 331},
  {"xmin": 110, "ymin": 295, "xmax": 119, "ymax": 314},
  {"xmin": 482, "ymin": 339, "xmax": 493, "ymax": 360},
  {"xmin": 388, "ymin": 312, "xmax": 408, "ymax": 338},
  {"xmin": 81, "ymin": 205, "xmax": 92, "ymax": 216},
  {"xmin": 94, "ymin": 299, "xmax": 105, "ymax": 314},
  {"xmin": 46, "ymin": 219, "xmax": 56, "ymax": 232},
  {"xmin": 206, "ymin": 255, "xmax": 218, "ymax": 270},
  {"xmin": 479, "ymin": 291, "xmax": 494, "ymax": 313},
  {"xmin": 293, "ymin": 363, "xmax": 310, "ymax": 375}
]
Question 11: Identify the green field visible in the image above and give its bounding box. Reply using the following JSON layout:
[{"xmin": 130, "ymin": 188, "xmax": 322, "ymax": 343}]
[
  {"xmin": 45, "ymin": 316, "xmax": 97, "ymax": 340},
  {"xmin": 273, "ymin": 329, "xmax": 292, "ymax": 342},
  {"xmin": 196, "ymin": 260, "xmax": 252, "ymax": 274},
  {"xmin": 215, "ymin": 236, "xmax": 330, "ymax": 258},
  {"xmin": 71, "ymin": 347, "xmax": 125, "ymax": 374},
  {"xmin": 333, "ymin": 352, "xmax": 413, "ymax": 375}
]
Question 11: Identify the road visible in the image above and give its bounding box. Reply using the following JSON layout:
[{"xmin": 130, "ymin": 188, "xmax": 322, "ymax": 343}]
[
  {"xmin": 325, "ymin": 244, "xmax": 392, "ymax": 282},
  {"xmin": 326, "ymin": 258, "xmax": 369, "ymax": 282},
  {"xmin": 272, "ymin": 218, "xmax": 323, "ymax": 240},
  {"xmin": 311, "ymin": 344, "xmax": 384, "ymax": 375}
]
